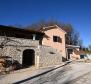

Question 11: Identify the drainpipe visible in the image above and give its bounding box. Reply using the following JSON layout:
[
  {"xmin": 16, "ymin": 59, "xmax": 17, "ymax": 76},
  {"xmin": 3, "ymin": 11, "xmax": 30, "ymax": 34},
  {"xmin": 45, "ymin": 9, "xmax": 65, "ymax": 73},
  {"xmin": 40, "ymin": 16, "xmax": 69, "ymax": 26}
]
[{"xmin": 66, "ymin": 48, "xmax": 68, "ymax": 60}]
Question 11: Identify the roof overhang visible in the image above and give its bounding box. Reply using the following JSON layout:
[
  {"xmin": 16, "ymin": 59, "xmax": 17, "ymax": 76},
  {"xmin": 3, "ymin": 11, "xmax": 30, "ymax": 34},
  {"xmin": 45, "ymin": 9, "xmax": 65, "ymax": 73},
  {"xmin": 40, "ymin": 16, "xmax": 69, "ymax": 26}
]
[
  {"xmin": 42, "ymin": 25, "xmax": 66, "ymax": 34},
  {"xmin": 66, "ymin": 45, "xmax": 80, "ymax": 49}
]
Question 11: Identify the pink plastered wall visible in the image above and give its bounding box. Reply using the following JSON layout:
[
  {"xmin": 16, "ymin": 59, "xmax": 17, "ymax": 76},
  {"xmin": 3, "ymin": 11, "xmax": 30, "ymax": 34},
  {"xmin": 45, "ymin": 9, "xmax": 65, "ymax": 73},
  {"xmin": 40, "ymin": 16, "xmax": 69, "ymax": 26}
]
[
  {"xmin": 72, "ymin": 48, "xmax": 80, "ymax": 60},
  {"xmin": 42, "ymin": 27, "xmax": 66, "ymax": 58}
]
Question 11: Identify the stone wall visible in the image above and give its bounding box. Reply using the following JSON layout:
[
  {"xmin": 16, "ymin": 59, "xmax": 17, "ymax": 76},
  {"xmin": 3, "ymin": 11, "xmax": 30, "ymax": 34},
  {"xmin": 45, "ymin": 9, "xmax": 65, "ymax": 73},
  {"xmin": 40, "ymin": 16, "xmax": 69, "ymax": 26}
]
[
  {"xmin": 0, "ymin": 36, "xmax": 40, "ymax": 67},
  {"xmin": 0, "ymin": 36, "xmax": 39, "ymax": 46},
  {"xmin": 0, "ymin": 36, "xmax": 63, "ymax": 68},
  {"xmin": 39, "ymin": 46, "xmax": 62, "ymax": 67}
]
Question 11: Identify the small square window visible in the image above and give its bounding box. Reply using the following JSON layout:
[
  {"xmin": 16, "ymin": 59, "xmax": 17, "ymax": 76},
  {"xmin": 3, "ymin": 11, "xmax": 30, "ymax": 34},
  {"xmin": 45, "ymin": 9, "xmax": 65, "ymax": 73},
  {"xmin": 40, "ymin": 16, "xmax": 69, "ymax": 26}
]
[
  {"xmin": 53, "ymin": 36, "xmax": 58, "ymax": 42},
  {"xmin": 53, "ymin": 36, "xmax": 62, "ymax": 43}
]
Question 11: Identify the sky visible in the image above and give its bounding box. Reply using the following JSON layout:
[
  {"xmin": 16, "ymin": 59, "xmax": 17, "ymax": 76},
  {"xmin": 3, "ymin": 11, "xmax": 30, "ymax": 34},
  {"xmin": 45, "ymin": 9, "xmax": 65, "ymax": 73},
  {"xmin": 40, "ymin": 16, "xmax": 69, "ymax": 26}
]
[{"xmin": 0, "ymin": 0, "xmax": 91, "ymax": 47}]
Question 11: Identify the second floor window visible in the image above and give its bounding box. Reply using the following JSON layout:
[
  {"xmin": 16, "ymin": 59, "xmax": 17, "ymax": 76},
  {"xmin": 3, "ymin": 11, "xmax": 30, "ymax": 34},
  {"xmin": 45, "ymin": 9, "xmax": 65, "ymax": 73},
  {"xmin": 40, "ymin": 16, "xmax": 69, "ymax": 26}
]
[{"xmin": 53, "ymin": 36, "xmax": 62, "ymax": 43}]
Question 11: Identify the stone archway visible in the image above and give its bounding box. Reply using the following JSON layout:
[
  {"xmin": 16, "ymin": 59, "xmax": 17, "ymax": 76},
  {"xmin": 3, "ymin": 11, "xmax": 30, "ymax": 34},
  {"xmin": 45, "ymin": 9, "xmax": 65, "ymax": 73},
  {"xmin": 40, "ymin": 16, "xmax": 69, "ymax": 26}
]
[{"xmin": 22, "ymin": 49, "xmax": 35, "ymax": 68}]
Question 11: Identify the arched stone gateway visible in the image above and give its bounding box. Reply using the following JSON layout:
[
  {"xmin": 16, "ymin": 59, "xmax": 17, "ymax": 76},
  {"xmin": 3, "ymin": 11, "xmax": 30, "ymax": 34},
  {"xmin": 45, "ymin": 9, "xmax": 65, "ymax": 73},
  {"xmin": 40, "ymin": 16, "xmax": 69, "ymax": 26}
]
[{"xmin": 22, "ymin": 49, "xmax": 35, "ymax": 68}]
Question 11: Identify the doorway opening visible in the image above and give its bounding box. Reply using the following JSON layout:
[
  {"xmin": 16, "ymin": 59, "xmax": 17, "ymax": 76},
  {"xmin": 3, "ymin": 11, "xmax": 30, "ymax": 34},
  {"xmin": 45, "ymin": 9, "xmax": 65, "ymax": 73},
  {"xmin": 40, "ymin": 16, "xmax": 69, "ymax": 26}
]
[
  {"xmin": 22, "ymin": 49, "xmax": 35, "ymax": 68},
  {"xmin": 67, "ymin": 49, "xmax": 73, "ymax": 60}
]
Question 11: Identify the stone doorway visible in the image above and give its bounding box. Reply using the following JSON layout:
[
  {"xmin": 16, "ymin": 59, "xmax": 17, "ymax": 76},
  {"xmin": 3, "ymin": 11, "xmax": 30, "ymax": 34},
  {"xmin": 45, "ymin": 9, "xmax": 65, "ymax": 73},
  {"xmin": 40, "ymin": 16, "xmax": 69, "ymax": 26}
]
[{"xmin": 22, "ymin": 49, "xmax": 35, "ymax": 68}]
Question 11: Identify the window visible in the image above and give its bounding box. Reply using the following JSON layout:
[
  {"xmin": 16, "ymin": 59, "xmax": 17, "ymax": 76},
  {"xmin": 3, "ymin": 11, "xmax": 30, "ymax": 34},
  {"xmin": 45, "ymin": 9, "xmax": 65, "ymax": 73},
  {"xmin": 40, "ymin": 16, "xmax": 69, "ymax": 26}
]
[
  {"xmin": 53, "ymin": 36, "xmax": 62, "ymax": 43},
  {"xmin": 53, "ymin": 36, "xmax": 58, "ymax": 42},
  {"xmin": 80, "ymin": 55, "xmax": 84, "ymax": 59},
  {"xmin": 35, "ymin": 35, "xmax": 42, "ymax": 40}
]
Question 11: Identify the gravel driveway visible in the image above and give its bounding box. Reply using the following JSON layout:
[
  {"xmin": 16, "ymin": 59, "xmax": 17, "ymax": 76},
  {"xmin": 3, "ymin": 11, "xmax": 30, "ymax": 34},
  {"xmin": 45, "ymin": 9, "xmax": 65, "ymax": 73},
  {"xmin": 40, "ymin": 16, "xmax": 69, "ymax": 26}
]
[
  {"xmin": 1, "ymin": 62, "xmax": 91, "ymax": 84},
  {"xmin": 16, "ymin": 62, "xmax": 91, "ymax": 84}
]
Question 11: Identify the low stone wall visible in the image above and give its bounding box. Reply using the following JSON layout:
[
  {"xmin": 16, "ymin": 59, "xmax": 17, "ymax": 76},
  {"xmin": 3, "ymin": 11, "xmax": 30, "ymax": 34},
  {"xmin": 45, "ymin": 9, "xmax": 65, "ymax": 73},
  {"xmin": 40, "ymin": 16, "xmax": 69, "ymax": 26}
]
[
  {"xmin": 0, "ymin": 36, "xmax": 39, "ymax": 46},
  {"xmin": 39, "ymin": 46, "xmax": 62, "ymax": 67}
]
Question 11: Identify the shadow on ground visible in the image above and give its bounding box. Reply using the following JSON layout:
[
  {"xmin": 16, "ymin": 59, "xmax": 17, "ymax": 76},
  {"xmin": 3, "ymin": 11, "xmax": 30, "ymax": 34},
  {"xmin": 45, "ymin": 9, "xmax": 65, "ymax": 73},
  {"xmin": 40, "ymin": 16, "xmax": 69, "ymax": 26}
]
[{"xmin": 13, "ymin": 62, "xmax": 71, "ymax": 84}]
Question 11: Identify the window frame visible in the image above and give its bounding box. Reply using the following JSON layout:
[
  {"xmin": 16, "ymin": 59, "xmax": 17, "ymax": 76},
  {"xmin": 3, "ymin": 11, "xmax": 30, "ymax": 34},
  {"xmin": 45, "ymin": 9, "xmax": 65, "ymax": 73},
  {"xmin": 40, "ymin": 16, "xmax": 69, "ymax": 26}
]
[{"xmin": 53, "ymin": 36, "xmax": 62, "ymax": 43}]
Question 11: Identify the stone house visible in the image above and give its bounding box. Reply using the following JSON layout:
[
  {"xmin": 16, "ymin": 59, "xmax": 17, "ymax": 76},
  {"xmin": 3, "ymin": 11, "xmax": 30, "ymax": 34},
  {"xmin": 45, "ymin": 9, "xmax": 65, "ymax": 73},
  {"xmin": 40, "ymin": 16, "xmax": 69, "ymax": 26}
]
[
  {"xmin": 0, "ymin": 25, "xmax": 44, "ymax": 68},
  {"xmin": 66, "ymin": 45, "xmax": 80, "ymax": 60},
  {"xmin": 39, "ymin": 25, "xmax": 66, "ymax": 60},
  {"xmin": 38, "ymin": 25, "xmax": 80, "ymax": 61},
  {"xmin": 0, "ymin": 25, "xmax": 80, "ymax": 69}
]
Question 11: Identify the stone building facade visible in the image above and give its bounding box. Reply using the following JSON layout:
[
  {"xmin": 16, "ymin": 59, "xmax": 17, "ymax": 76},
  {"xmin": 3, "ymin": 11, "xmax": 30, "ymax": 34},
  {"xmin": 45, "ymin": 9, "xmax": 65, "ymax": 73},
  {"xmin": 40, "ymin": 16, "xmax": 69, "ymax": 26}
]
[
  {"xmin": 0, "ymin": 25, "xmax": 63, "ymax": 68},
  {"xmin": 0, "ymin": 36, "xmax": 40, "ymax": 67},
  {"xmin": 0, "ymin": 36, "xmax": 62, "ymax": 68}
]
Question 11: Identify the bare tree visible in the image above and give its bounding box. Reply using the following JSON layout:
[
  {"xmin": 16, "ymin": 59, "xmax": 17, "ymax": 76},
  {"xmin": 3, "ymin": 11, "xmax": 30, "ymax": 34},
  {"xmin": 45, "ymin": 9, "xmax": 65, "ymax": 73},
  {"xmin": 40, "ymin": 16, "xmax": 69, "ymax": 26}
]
[{"xmin": 26, "ymin": 20, "xmax": 82, "ymax": 46}]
